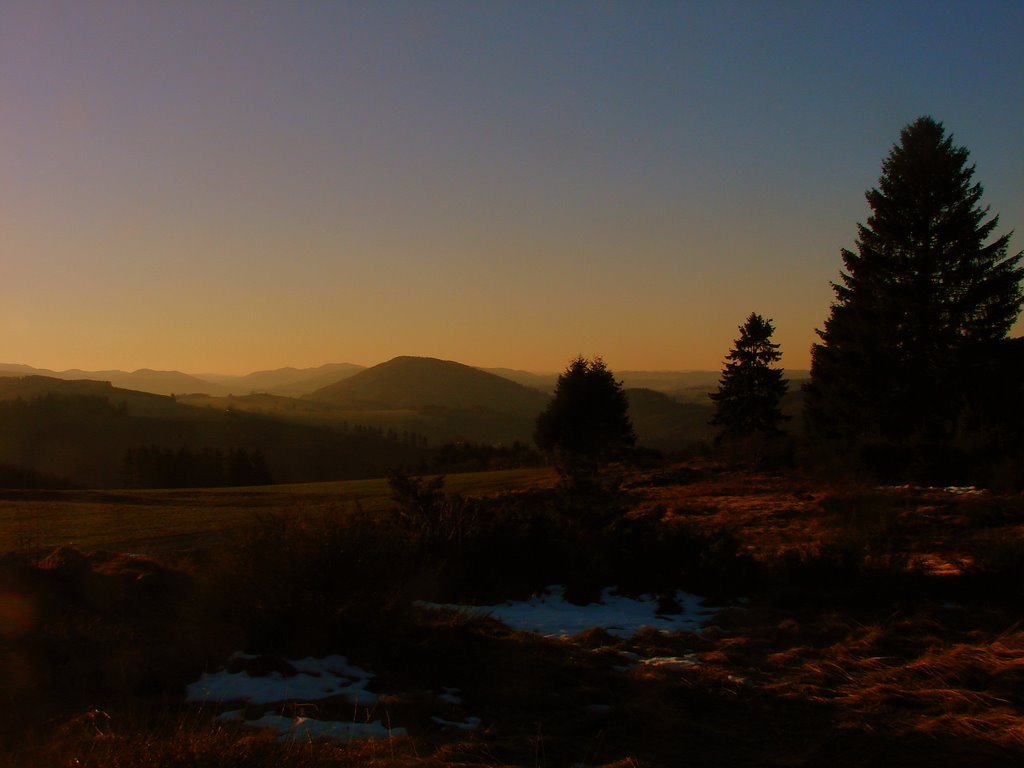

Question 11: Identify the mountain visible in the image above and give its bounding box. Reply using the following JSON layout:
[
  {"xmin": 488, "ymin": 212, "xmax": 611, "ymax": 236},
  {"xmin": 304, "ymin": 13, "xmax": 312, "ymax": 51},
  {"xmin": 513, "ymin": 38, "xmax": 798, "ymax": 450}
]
[
  {"xmin": 619, "ymin": 371, "xmax": 722, "ymax": 392},
  {"xmin": 0, "ymin": 363, "xmax": 57, "ymax": 376},
  {"xmin": 481, "ymin": 368, "xmax": 811, "ymax": 400},
  {"xmin": 481, "ymin": 368, "xmax": 729, "ymax": 396},
  {"xmin": 305, "ymin": 357, "xmax": 552, "ymax": 444},
  {"xmin": 92, "ymin": 368, "xmax": 230, "ymax": 396},
  {"xmin": 310, "ymin": 356, "xmax": 549, "ymax": 414},
  {"xmin": 0, "ymin": 362, "xmax": 369, "ymax": 398},
  {"xmin": 0, "ymin": 364, "xmax": 228, "ymax": 396},
  {"xmin": 1, "ymin": 361, "xmax": 810, "ymax": 400},
  {"xmin": 620, "ymin": 369, "xmax": 810, "ymax": 402},
  {"xmin": 198, "ymin": 363, "xmax": 365, "ymax": 397},
  {"xmin": 0, "ymin": 375, "xmax": 192, "ymax": 417},
  {"xmin": 625, "ymin": 388, "xmax": 716, "ymax": 449}
]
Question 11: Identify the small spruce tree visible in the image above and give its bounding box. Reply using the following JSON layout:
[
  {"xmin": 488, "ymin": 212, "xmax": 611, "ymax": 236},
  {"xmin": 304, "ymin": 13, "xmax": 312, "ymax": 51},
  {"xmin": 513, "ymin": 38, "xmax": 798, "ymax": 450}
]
[{"xmin": 710, "ymin": 313, "xmax": 788, "ymax": 439}]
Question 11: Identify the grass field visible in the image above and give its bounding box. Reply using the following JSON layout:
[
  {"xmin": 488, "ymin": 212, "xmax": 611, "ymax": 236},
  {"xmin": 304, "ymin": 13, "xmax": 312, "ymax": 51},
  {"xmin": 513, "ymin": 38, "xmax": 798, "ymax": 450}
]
[
  {"xmin": 3, "ymin": 462, "xmax": 1024, "ymax": 766},
  {"xmin": 0, "ymin": 467, "xmax": 558, "ymax": 555}
]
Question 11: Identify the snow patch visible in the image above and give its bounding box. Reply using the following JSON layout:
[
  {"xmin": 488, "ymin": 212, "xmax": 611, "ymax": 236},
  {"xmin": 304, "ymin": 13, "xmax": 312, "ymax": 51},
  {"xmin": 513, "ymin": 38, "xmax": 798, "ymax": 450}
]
[
  {"xmin": 420, "ymin": 586, "xmax": 718, "ymax": 638},
  {"xmin": 189, "ymin": 655, "xmax": 398, "ymax": 743},
  {"xmin": 438, "ymin": 687, "xmax": 463, "ymax": 705},
  {"xmin": 881, "ymin": 484, "xmax": 986, "ymax": 496},
  {"xmin": 186, "ymin": 654, "xmax": 377, "ymax": 706}
]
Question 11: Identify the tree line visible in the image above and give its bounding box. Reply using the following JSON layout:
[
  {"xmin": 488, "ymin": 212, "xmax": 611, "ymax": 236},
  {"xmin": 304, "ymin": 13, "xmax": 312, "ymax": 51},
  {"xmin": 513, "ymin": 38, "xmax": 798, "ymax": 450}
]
[{"xmin": 121, "ymin": 445, "xmax": 273, "ymax": 488}]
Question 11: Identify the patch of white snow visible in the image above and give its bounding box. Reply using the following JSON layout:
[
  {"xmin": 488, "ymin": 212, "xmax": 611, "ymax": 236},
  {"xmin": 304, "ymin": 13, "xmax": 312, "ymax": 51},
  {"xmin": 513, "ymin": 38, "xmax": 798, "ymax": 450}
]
[
  {"xmin": 186, "ymin": 654, "xmax": 377, "ymax": 706},
  {"xmin": 420, "ymin": 586, "xmax": 718, "ymax": 638},
  {"xmin": 438, "ymin": 687, "xmax": 463, "ymax": 705},
  {"xmin": 197, "ymin": 656, "xmax": 401, "ymax": 743}
]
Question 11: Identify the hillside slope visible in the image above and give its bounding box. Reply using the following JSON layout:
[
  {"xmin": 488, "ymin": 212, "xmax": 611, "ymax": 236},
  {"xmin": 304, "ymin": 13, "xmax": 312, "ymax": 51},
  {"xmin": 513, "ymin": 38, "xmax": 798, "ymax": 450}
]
[
  {"xmin": 310, "ymin": 356, "xmax": 549, "ymax": 414},
  {"xmin": 0, "ymin": 364, "xmax": 228, "ymax": 396},
  {"xmin": 304, "ymin": 357, "xmax": 550, "ymax": 445},
  {"xmin": 626, "ymin": 388, "xmax": 716, "ymax": 449},
  {"xmin": 198, "ymin": 363, "xmax": 365, "ymax": 396},
  {"xmin": 0, "ymin": 376, "xmax": 426, "ymax": 488}
]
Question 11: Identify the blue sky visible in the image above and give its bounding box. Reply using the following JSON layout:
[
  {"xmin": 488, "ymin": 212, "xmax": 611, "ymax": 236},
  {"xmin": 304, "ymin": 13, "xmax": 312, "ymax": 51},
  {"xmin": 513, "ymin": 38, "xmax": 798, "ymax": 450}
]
[{"xmin": 2, "ymin": 1, "xmax": 1022, "ymax": 373}]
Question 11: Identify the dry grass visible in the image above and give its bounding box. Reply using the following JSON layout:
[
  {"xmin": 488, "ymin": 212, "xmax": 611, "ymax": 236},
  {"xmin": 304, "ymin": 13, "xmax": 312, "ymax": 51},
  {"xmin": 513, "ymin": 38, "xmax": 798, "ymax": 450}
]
[
  {"xmin": 0, "ymin": 468, "xmax": 557, "ymax": 556},
  {"xmin": 4, "ymin": 462, "xmax": 1024, "ymax": 766},
  {"xmin": 697, "ymin": 603, "xmax": 1024, "ymax": 764}
]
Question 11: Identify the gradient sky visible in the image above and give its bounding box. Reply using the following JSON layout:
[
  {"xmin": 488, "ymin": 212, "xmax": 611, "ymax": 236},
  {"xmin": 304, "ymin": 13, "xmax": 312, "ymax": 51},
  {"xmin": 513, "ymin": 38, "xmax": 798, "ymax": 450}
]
[{"xmin": 2, "ymin": 1, "xmax": 1022, "ymax": 375}]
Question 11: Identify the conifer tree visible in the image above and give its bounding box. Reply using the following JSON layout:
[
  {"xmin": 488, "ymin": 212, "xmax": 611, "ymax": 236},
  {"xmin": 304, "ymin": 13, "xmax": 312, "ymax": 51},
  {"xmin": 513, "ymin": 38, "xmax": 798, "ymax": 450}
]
[
  {"xmin": 534, "ymin": 356, "xmax": 635, "ymax": 464},
  {"xmin": 805, "ymin": 117, "xmax": 1023, "ymax": 457},
  {"xmin": 710, "ymin": 313, "xmax": 788, "ymax": 438}
]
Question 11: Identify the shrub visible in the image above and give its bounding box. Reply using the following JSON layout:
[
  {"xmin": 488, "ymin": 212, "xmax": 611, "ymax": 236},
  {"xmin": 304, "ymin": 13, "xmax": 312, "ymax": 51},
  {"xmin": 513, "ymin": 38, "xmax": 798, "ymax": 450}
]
[{"xmin": 199, "ymin": 505, "xmax": 415, "ymax": 654}]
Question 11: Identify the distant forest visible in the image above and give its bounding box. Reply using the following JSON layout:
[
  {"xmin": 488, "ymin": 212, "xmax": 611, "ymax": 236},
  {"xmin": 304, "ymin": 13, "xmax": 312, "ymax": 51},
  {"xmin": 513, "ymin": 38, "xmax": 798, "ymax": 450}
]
[{"xmin": 0, "ymin": 390, "xmax": 431, "ymax": 489}]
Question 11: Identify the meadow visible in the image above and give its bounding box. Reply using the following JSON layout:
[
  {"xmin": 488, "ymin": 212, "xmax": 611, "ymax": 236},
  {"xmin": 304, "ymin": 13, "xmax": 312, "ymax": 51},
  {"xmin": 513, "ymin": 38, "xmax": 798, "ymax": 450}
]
[
  {"xmin": 0, "ymin": 468, "xmax": 557, "ymax": 555},
  {"xmin": 2, "ymin": 462, "xmax": 1024, "ymax": 767}
]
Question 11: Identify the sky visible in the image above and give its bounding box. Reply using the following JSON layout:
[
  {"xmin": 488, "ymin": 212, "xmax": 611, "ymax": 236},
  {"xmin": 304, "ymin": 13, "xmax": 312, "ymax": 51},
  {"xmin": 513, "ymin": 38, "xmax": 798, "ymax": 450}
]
[{"xmin": 2, "ymin": 1, "xmax": 1022, "ymax": 375}]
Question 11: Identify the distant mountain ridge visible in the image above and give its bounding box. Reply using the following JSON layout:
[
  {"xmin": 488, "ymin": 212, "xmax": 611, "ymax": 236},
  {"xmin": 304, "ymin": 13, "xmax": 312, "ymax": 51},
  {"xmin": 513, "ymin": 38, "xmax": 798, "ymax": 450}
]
[
  {"xmin": 0, "ymin": 362, "xmax": 365, "ymax": 398},
  {"xmin": 0, "ymin": 364, "xmax": 230, "ymax": 397},
  {"xmin": 0, "ymin": 360, "xmax": 808, "ymax": 401},
  {"xmin": 198, "ymin": 363, "xmax": 365, "ymax": 396}
]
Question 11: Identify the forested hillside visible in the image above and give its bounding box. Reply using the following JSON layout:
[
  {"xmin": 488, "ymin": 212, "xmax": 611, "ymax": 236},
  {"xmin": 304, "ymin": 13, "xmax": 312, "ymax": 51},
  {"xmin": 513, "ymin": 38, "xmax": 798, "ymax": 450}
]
[{"xmin": 0, "ymin": 377, "xmax": 427, "ymax": 488}]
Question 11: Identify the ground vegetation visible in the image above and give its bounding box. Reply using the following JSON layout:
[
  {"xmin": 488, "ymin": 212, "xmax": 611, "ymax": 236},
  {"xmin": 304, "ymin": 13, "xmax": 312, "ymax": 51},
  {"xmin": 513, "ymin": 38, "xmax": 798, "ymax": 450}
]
[{"xmin": 3, "ymin": 463, "xmax": 1024, "ymax": 766}]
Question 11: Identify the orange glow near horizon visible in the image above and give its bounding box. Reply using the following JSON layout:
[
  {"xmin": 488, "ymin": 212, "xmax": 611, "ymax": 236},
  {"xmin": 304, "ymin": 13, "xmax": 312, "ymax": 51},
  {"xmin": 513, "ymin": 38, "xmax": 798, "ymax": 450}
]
[{"xmin": 2, "ymin": 5, "xmax": 1021, "ymax": 378}]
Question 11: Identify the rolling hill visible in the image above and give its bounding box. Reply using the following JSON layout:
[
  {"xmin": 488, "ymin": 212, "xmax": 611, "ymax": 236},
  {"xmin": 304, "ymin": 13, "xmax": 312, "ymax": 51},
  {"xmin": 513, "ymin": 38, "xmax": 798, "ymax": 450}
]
[
  {"xmin": 625, "ymin": 388, "xmax": 716, "ymax": 449},
  {"xmin": 310, "ymin": 356, "xmax": 550, "ymax": 414},
  {"xmin": 306, "ymin": 357, "xmax": 551, "ymax": 445}
]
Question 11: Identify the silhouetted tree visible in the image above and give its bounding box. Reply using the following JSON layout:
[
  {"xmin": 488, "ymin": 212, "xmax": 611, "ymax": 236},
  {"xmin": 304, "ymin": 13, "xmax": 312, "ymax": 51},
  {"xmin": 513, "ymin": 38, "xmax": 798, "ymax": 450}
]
[
  {"xmin": 534, "ymin": 356, "xmax": 635, "ymax": 466},
  {"xmin": 710, "ymin": 313, "xmax": 788, "ymax": 438},
  {"xmin": 805, "ymin": 117, "xmax": 1023, "ymax": 477}
]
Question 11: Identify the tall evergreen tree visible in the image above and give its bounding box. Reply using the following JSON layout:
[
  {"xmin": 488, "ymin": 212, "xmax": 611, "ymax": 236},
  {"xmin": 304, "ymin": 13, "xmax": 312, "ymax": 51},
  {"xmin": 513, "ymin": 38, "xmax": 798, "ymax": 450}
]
[
  {"xmin": 805, "ymin": 117, "xmax": 1023, "ymax": 464},
  {"xmin": 710, "ymin": 313, "xmax": 788, "ymax": 438}
]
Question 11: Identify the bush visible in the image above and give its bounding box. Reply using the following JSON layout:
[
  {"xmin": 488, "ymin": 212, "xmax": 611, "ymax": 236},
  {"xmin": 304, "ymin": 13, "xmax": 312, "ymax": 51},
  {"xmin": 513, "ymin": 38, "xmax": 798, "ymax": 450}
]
[{"xmin": 199, "ymin": 505, "xmax": 415, "ymax": 654}]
